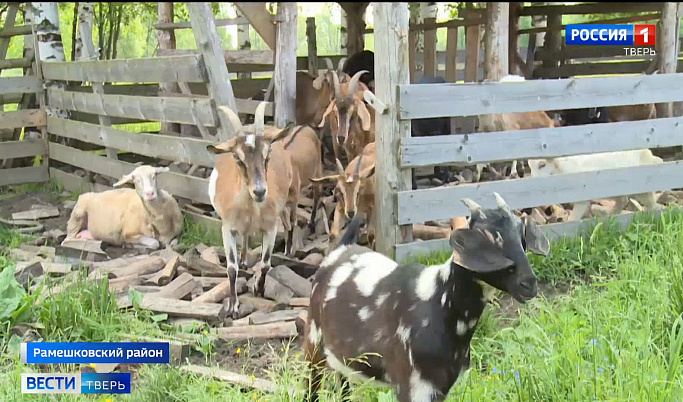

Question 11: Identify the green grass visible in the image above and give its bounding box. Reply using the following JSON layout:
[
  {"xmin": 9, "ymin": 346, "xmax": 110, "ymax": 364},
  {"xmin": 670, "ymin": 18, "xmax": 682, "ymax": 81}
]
[{"xmin": 2, "ymin": 202, "xmax": 683, "ymax": 400}]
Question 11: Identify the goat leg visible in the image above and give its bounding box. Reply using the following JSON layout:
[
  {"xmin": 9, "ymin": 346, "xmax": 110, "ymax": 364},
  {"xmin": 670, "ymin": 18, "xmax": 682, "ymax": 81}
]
[
  {"xmin": 221, "ymin": 225, "xmax": 240, "ymax": 319},
  {"xmin": 568, "ymin": 201, "xmax": 591, "ymax": 221},
  {"xmin": 309, "ymin": 185, "xmax": 322, "ymax": 234},
  {"xmin": 330, "ymin": 204, "xmax": 346, "ymax": 245},
  {"xmin": 253, "ymin": 226, "xmax": 278, "ymax": 298},
  {"xmin": 239, "ymin": 233, "xmax": 249, "ymax": 271}
]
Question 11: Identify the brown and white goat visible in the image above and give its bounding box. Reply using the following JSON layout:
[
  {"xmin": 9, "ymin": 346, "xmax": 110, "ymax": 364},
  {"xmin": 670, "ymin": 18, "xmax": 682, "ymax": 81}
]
[
  {"xmin": 303, "ymin": 193, "xmax": 550, "ymax": 402},
  {"xmin": 608, "ymin": 104, "xmax": 656, "ymax": 122},
  {"xmin": 310, "ymin": 142, "xmax": 376, "ymax": 245},
  {"xmin": 65, "ymin": 165, "xmax": 183, "ymax": 249},
  {"xmin": 207, "ymin": 103, "xmax": 299, "ymax": 318},
  {"xmin": 476, "ymin": 75, "xmax": 556, "ymax": 181},
  {"xmin": 319, "ymin": 70, "xmax": 378, "ymax": 162}
]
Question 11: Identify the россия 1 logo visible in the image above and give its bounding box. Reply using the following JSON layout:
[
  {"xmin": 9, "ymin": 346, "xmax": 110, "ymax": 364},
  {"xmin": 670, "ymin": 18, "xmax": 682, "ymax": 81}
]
[{"xmin": 566, "ymin": 24, "xmax": 656, "ymax": 56}]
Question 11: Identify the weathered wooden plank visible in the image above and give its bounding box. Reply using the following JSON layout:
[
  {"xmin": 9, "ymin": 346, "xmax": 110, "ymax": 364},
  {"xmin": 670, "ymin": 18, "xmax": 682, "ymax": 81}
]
[
  {"xmin": 48, "ymin": 143, "xmax": 210, "ymax": 204},
  {"xmin": 41, "ymin": 55, "xmax": 206, "ymax": 83},
  {"xmin": 400, "ymin": 116, "xmax": 683, "ymax": 168},
  {"xmin": 398, "ymin": 160, "xmax": 683, "ymax": 225},
  {"xmin": 273, "ymin": 3, "xmax": 297, "ymax": 127},
  {"xmin": 138, "ymin": 296, "xmax": 226, "ymax": 323},
  {"xmin": 0, "ymin": 57, "xmax": 32, "ymax": 70},
  {"xmin": 374, "ymin": 3, "xmax": 412, "ymax": 258},
  {"xmin": 0, "ymin": 25, "xmax": 31, "ymax": 38},
  {"xmin": 0, "ymin": 4, "xmax": 19, "ymax": 71},
  {"xmin": 445, "ymin": 27, "xmax": 458, "ymax": 83},
  {"xmin": 399, "ymin": 73, "xmax": 683, "ymax": 120},
  {"xmin": 0, "ymin": 77, "xmax": 43, "ymax": 96},
  {"xmin": 395, "ymin": 209, "xmax": 664, "ymax": 262},
  {"xmin": 234, "ymin": 3, "xmax": 276, "ymax": 51},
  {"xmin": 533, "ymin": 61, "xmax": 673, "ymax": 79},
  {"xmin": 0, "ymin": 139, "xmax": 46, "ymax": 160},
  {"xmin": 155, "ymin": 17, "xmax": 250, "ymax": 30},
  {"xmin": 0, "ymin": 166, "xmax": 49, "ymax": 187},
  {"xmin": 234, "ymin": 99, "xmax": 274, "ymax": 116},
  {"xmin": 0, "ymin": 109, "xmax": 46, "ymax": 130},
  {"xmin": 187, "ymin": 2, "xmax": 238, "ymax": 141},
  {"xmin": 47, "ymin": 117, "xmax": 215, "ymax": 167},
  {"xmin": 65, "ymin": 83, "xmax": 161, "ymax": 96},
  {"xmin": 484, "ymin": 3, "xmax": 509, "ymax": 81},
  {"xmin": 49, "ymin": 168, "xmax": 111, "ymax": 194},
  {"xmin": 47, "ymin": 89, "xmax": 217, "ymax": 127}
]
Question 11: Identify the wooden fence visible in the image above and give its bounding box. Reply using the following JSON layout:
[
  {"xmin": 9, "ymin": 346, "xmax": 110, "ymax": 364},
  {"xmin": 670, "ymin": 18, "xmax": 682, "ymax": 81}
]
[{"xmin": 389, "ymin": 72, "xmax": 683, "ymax": 261}]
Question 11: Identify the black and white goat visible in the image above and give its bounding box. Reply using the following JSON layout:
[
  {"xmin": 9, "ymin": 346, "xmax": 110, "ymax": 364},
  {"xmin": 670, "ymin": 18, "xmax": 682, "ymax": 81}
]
[{"xmin": 303, "ymin": 193, "xmax": 550, "ymax": 402}]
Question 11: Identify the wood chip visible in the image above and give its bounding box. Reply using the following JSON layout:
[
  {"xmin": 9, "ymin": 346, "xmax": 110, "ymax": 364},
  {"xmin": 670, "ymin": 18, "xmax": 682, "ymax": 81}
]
[
  {"xmin": 215, "ymin": 321, "xmax": 298, "ymax": 341},
  {"xmin": 12, "ymin": 207, "xmax": 60, "ymax": 220}
]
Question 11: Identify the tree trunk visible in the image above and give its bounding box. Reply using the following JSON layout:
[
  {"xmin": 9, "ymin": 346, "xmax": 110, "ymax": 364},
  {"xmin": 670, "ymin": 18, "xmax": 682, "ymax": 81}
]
[
  {"xmin": 97, "ymin": 3, "xmax": 104, "ymax": 59},
  {"xmin": 410, "ymin": 3, "xmax": 424, "ymax": 74},
  {"xmin": 77, "ymin": 2, "xmax": 95, "ymax": 60},
  {"xmin": 340, "ymin": 9, "xmax": 347, "ymax": 55},
  {"xmin": 30, "ymin": 2, "xmax": 70, "ymax": 143},
  {"xmin": 105, "ymin": 2, "xmax": 114, "ymax": 60},
  {"xmin": 71, "ymin": 2, "xmax": 79, "ymax": 61},
  {"xmin": 112, "ymin": 4, "xmax": 121, "ymax": 59}
]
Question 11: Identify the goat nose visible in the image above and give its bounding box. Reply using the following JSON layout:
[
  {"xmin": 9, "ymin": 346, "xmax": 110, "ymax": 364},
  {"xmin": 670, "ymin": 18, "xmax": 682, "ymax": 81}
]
[
  {"xmin": 347, "ymin": 209, "xmax": 356, "ymax": 218},
  {"xmin": 519, "ymin": 277, "xmax": 537, "ymax": 293},
  {"xmin": 253, "ymin": 188, "xmax": 266, "ymax": 200},
  {"xmin": 337, "ymin": 136, "xmax": 346, "ymax": 145},
  {"xmin": 144, "ymin": 190, "xmax": 156, "ymax": 199}
]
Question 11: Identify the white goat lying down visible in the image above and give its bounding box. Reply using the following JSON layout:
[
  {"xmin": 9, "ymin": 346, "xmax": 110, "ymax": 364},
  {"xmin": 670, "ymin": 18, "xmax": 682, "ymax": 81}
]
[
  {"xmin": 65, "ymin": 165, "xmax": 183, "ymax": 249},
  {"xmin": 528, "ymin": 149, "xmax": 663, "ymax": 221}
]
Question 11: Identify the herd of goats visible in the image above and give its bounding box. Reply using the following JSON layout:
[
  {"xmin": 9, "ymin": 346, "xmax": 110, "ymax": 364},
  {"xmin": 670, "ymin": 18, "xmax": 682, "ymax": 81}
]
[{"xmin": 60, "ymin": 49, "xmax": 668, "ymax": 401}]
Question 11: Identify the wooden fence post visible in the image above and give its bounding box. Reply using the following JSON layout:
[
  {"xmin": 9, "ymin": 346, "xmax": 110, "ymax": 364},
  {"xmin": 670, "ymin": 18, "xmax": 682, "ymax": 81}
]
[
  {"xmin": 423, "ymin": 2, "xmax": 438, "ymax": 77},
  {"xmin": 543, "ymin": 11, "xmax": 562, "ymax": 70},
  {"xmin": 446, "ymin": 26, "xmax": 458, "ymax": 134},
  {"xmin": 157, "ymin": 2, "xmax": 181, "ymax": 135},
  {"xmin": 373, "ymin": 2, "xmax": 412, "ymax": 259},
  {"xmin": 462, "ymin": 8, "xmax": 481, "ymax": 133},
  {"xmin": 658, "ymin": 2, "xmax": 678, "ymax": 118},
  {"xmin": 187, "ymin": 2, "xmax": 238, "ymax": 140},
  {"xmin": 306, "ymin": 17, "xmax": 318, "ymax": 76},
  {"xmin": 484, "ymin": 2, "xmax": 509, "ymax": 81},
  {"xmin": 274, "ymin": 2, "xmax": 297, "ymax": 128}
]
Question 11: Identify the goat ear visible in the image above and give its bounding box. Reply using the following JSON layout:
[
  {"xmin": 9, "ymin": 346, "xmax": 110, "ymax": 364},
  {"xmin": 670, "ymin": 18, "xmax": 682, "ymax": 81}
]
[
  {"xmin": 309, "ymin": 175, "xmax": 341, "ymax": 184},
  {"xmin": 113, "ymin": 172, "xmax": 135, "ymax": 187},
  {"xmin": 450, "ymin": 228, "xmax": 515, "ymax": 273},
  {"xmin": 319, "ymin": 101, "xmax": 336, "ymax": 128},
  {"xmin": 355, "ymin": 100, "xmax": 372, "ymax": 131},
  {"xmin": 360, "ymin": 164, "xmax": 375, "ymax": 179},
  {"xmin": 522, "ymin": 215, "xmax": 550, "ymax": 256},
  {"xmin": 269, "ymin": 124, "xmax": 295, "ymax": 144},
  {"xmin": 206, "ymin": 139, "xmax": 237, "ymax": 155}
]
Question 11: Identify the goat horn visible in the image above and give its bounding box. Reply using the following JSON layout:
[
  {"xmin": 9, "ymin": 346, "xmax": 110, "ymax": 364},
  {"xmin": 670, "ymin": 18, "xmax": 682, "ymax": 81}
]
[
  {"xmin": 217, "ymin": 106, "xmax": 245, "ymax": 137},
  {"xmin": 324, "ymin": 57, "xmax": 334, "ymax": 71},
  {"xmin": 332, "ymin": 69, "xmax": 342, "ymax": 102},
  {"xmin": 348, "ymin": 70, "xmax": 368, "ymax": 100},
  {"xmin": 461, "ymin": 198, "xmax": 483, "ymax": 215},
  {"xmin": 254, "ymin": 102, "xmax": 268, "ymax": 136},
  {"xmin": 354, "ymin": 152, "xmax": 363, "ymax": 176},
  {"xmin": 337, "ymin": 57, "xmax": 348, "ymax": 73},
  {"xmin": 335, "ymin": 158, "xmax": 346, "ymax": 176},
  {"xmin": 493, "ymin": 192, "xmax": 510, "ymax": 211}
]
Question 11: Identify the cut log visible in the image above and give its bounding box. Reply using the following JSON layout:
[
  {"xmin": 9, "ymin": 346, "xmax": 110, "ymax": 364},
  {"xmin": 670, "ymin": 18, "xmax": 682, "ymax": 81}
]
[
  {"xmin": 9, "ymin": 248, "xmax": 40, "ymax": 261},
  {"xmin": 248, "ymin": 309, "xmax": 302, "ymax": 325},
  {"xmin": 156, "ymin": 272, "xmax": 198, "ymax": 299},
  {"xmin": 263, "ymin": 275, "xmax": 295, "ymax": 304},
  {"xmin": 270, "ymin": 253, "xmax": 317, "ymax": 279},
  {"xmin": 289, "ymin": 297, "xmax": 310, "ymax": 308},
  {"xmin": 59, "ymin": 238, "xmax": 107, "ymax": 256},
  {"xmin": 412, "ymin": 224, "xmax": 451, "ymax": 240},
  {"xmin": 193, "ymin": 280, "xmax": 232, "ymax": 304},
  {"xmin": 109, "ymin": 273, "xmax": 144, "ymax": 293},
  {"xmin": 20, "ymin": 244, "xmax": 56, "ymax": 259},
  {"xmin": 93, "ymin": 255, "xmax": 148, "ymax": 269},
  {"xmin": 196, "ymin": 276, "xmax": 246, "ymax": 294},
  {"xmin": 105, "ymin": 256, "xmax": 166, "ymax": 279},
  {"xmin": 238, "ymin": 296, "xmax": 278, "ymax": 312},
  {"xmin": 146, "ymin": 255, "xmax": 180, "ymax": 286},
  {"xmin": 200, "ymin": 246, "xmax": 222, "ymax": 265},
  {"xmin": 267, "ymin": 265, "xmax": 312, "ymax": 297},
  {"xmin": 215, "ymin": 321, "xmax": 298, "ymax": 341},
  {"xmin": 296, "ymin": 236, "xmax": 329, "ymax": 259},
  {"xmin": 12, "ymin": 207, "xmax": 60, "ymax": 220},
  {"xmin": 183, "ymin": 256, "xmax": 228, "ymax": 277},
  {"xmin": 295, "ymin": 309, "xmax": 308, "ymax": 334},
  {"xmin": 130, "ymin": 285, "xmax": 162, "ymax": 294},
  {"xmin": 181, "ymin": 364, "xmax": 275, "ymax": 393},
  {"xmin": 14, "ymin": 260, "xmax": 44, "ymax": 290},
  {"xmin": 41, "ymin": 261, "xmax": 72, "ymax": 275},
  {"xmin": 137, "ymin": 296, "xmax": 226, "ymax": 323}
]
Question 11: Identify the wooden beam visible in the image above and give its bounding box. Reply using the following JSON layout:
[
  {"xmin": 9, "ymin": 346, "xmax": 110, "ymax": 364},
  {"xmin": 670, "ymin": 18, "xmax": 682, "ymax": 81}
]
[
  {"xmin": 0, "ymin": 166, "xmax": 49, "ymax": 187},
  {"xmin": 509, "ymin": 3, "xmax": 522, "ymax": 75},
  {"xmin": 423, "ymin": 3, "xmax": 437, "ymax": 77},
  {"xmin": 306, "ymin": 17, "xmax": 318, "ymax": 76},
  {"xmin": 395, "ymin": 209, "xmax": 664, "ymax": 263},
  {"xmin": 187, "ymin": 2, "xmax": 238, "ymax": 141},
  {"xmin": 154, "ymin": 17, "xmax": 249, "ymax": 31},
  {"xmin": 0, "ymin": 109, "xmax": 46, "ymax": 130},
  {"xmin": 398, "ymin": 161, "xmax": 683, "ymax": 225},
  {"xmin": 398, "ymin": 73, "xmax": 683, "ymax": 120},
  {"xmin": 400, "ymin": 116, "xmax": 683, "ymax": 168},
  {"xmin": 41, "ymin": 55, "xmax": 206, "ymax": 83},
  {"xmin": 445, "ymin": 27, "xmax": 458, "ymax": 83},
  {"xmin": 0, "ymin": 139, "xmax": 47, "ymax": 160},
  {"xmin": 0, "ymin": 76, "xmax": 43, "ymax": 95},
  {"xmin": 484, "ymin": 2, "xmax": 509, "ymax": 80},
  {"xmin": 533, "ymin": 60, "xmax": 681, "ymax": 79},
  {"xmin": 373, "ymin": 3, "xmax": 412, "ymax": 259},
  {"xmin": 47, "ymin": 89, "xmax": 217, "ymax": 127},
  {"xmin": 543, "ymin": 11, "xmax": 562, "ymax": 70},
  {"xmin": 659, "ymin": 2, "xmax": 678, "ymax": 118},
  {"xmin": 462, "ymin": 8, "xmax": 481, "ymax": 133},
  {"xmin": 0, "ymin": 25, "xmax": 31, "ymax": 38},
  {"xmin": 234, "ymin": 3, "xmax": 276, "ymax": 51},
  {"xmin": 157, "ymin": 2, "xmax": 180, "ymax": 135},
  {"xmin": 273, "ymin": 3, "xmax": 297, "ymax": 128}
]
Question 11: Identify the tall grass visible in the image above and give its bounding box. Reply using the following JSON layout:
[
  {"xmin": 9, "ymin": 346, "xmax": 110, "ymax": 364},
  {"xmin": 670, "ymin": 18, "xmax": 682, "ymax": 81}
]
[{"xmin": 1, "ymin": 207, "xmax": 683, "ymax": 400}]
